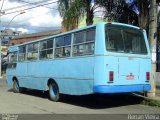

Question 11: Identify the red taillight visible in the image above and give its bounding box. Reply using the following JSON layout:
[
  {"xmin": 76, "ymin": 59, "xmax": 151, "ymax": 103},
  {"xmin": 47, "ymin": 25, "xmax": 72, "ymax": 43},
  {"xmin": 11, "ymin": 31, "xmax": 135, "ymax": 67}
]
[
  {"xmin": 146, "ymin": 72, "xmax": 150, "ymax": 81},
  {"xmin": 109, "ymin": 71, "xmax": 114, "ymax": 82},
  {"xmin": 139, "ymin": 27, "xmax": 144, "ymax": 30},
  {"xmin": 107, "ymin": 22, "xmax": 112, "ymax": 24}
]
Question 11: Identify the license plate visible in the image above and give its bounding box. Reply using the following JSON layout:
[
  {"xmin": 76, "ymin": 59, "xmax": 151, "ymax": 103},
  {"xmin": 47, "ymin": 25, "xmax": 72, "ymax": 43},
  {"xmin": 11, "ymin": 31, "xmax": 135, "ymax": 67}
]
[{"xmin": 126, "ymin": 75, "xmax": 134, "ymax": 80}]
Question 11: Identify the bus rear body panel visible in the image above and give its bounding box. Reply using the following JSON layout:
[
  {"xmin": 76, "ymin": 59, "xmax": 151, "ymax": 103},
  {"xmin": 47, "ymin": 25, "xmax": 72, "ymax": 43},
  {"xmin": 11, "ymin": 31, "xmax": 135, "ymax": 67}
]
[
  {"xmin": 94, "ymin": 55, "xmax": 151, "ymax": 93},
  {"xmin": 94, "ymin": 23, "xmax": 151, "ymax": 93}
]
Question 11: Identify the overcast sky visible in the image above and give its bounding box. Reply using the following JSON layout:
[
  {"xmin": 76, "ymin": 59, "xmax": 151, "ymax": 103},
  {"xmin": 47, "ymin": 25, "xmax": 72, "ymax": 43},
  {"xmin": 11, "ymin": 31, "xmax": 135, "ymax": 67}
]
[{"xmin": 0, "ymin": 0, "xmax": 62, "ymax": 33}]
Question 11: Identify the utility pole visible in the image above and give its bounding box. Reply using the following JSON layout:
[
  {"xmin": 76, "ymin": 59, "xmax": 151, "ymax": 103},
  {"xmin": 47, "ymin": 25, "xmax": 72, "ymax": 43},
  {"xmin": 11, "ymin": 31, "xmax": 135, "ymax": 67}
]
[
  {"xmin": 148, "ymin": 0, "xmax": 158, "ymax": 98},
  {"xmin": 0, "ymin": 29, "xmax": 1, "ymax": 79},
  {"xmin": 0, "ymin": 12, "xmax": 2, "ymax": 79}
]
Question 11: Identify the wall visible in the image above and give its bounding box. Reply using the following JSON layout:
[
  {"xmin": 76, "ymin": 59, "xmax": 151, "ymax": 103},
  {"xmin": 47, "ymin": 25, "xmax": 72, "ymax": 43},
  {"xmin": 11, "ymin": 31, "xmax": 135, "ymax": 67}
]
[{"xmin": 9, "ymin": 36, "xmax": 48, "ymax": 45}]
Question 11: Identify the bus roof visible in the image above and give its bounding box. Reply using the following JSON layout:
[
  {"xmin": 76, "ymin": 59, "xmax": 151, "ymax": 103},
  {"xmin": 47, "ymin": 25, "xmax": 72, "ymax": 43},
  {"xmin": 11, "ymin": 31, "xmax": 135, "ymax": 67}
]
[
  {"xmin": 8, "ymin": 45, "xmax": 19, "ymax": 52},
  {"xmin": 8, "ymin": 22, "xmax": 142, "ymax": 52}
]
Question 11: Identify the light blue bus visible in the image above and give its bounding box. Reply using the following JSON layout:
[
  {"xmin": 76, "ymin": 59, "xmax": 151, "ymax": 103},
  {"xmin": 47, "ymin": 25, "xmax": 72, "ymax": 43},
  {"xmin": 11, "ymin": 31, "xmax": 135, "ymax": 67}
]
[{"xmin": 6, "ymin": 22, "xmax": 151, "ymax": 101}]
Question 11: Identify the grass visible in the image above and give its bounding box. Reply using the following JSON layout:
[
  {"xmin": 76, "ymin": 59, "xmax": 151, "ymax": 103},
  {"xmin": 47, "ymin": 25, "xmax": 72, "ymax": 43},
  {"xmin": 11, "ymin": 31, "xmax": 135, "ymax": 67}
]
[
  {"xmin": 156, "ymin": 86, "xmax": 160, "ymax": 89},
  {"xmin": 141, "ymin": 98, "xmax": 160, "ymax": 107}
]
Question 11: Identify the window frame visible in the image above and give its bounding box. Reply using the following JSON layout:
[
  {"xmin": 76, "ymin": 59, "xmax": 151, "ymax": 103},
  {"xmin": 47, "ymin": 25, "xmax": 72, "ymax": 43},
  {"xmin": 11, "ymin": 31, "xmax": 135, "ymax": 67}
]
[
  {"xmin": 27, "ymin": 42, "xmax": 39, "ymax": 61},
  {"xmin": 7, "ymin": 51, "xmax": 17, "ymax": 69},
  {"xmin": 18, "ymin": 45, "xmax": 26, "ymax": 62},
  {"xmin": 55, "ymin": 34, "xmax": 72, "ymax": 58},
  {"xmin": 73, "ymin": 28, "xmax": 96, "ymax": 56},
  {"xmin": 105, "ymin": 25, "xmax": 148, "ymax": 55},
  {"xmin": 39, "ymin": 39, "xmax": 54, "ymax": 60}
]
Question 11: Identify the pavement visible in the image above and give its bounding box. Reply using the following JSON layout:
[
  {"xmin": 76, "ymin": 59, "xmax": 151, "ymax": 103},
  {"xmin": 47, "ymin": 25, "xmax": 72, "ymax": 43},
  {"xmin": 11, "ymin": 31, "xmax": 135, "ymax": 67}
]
[
  {"xmin": 2, "ymin": 73, "xmax": 160, "ymax": 120},
  {"xmin": 1, "ymin": 78, "xmax": 160, "ymax": 120},
  {"xmin": 156, "ymin": 88, "xmax": 160, "ymax": 97},
  {"xmin": 1, "ymin": 77, "xmax": 160, "ymax": 101}
]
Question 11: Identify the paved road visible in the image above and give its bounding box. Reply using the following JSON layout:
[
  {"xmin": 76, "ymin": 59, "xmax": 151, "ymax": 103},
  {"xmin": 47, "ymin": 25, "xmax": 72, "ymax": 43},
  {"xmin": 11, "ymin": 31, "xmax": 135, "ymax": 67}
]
[{"xmin": 0, "ymin": 79, "xmax": 160, "ymax": 115}]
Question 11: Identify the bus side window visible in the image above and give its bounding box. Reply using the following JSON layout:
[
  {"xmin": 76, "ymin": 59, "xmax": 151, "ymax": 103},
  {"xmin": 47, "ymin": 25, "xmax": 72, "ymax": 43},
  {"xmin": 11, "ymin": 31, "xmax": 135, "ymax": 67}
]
[
  {"xmin": 27, "ymin": 43, "xmax": 38, "ymax": 61},
  {"xmin": 55, "ymin": 35, "xmax": 71, "ymax": 58},
  {"xmin": 19, "ymin": 46, "xmax": 26, "ymax": 62},
  {"xmin": 73, "ymin": 29, "xmax": 95, "ymax": 56},
  {"xmin": 39, "ymin": 40, "xmax": 53, "ymax": 60},
  {"xmin": 7, "ymin": 52, "xmax": 17, "ymax": 69}
]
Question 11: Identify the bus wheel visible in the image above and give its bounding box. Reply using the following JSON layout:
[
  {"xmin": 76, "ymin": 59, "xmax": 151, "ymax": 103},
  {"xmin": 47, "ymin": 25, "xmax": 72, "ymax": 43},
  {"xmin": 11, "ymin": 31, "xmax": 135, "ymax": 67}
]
[
  {"xmin": 49, "ymin": 82, "xmax": 60, "ymax": 102},
  {"xmin": 13, "ymin": 79, "xmax": 20, "ymax": 93}
]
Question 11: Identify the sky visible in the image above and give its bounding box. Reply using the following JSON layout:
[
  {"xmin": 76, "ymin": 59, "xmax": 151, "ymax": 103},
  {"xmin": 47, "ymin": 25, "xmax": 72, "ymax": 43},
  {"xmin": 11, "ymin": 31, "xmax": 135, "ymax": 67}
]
[{"xmin": 0, "ymin": 0, "xmax": 62, "ymax": 33}]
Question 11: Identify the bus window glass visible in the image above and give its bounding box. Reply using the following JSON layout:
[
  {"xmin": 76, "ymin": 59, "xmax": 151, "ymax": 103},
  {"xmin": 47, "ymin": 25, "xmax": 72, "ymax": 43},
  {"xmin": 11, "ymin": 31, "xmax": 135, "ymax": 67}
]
[
  {"xmin": 73, "ymin": 29, "xmax": 95, "ymax": 56},
  {"xmin": 40, "ymin": 41, "xmax": 47, "ymax": 50},
  {"xmin": 56, "ymin": 36, "xmax": 71, "ymax": 47},
  {"xmin": 27, "ymin": 44, "xmax": 33, "ymax": 52},
  {"xmin": 106, "ymin": 28, "xmax": 124, "ymax": 52},
  {"xmin": 10, "ymin": 52, "xmax": 17, "ymax": 63},
  {"xmin": 56, "ymin": 37, "xmax": 64, "ymax": 47},
  {"xmin": 7, "ymin": 52, "xmax": 17, "ymax": 69},
  {"xmin": 86, "ymin": 30, "xmax": 95, "ymax": 42},
  {"xmin": 55, "ymin": 47, "xmax": 71, "ymax": 58},
  {"xmin": 27, "ymin": 43, "xmax": 38, "ymax": 60},
  {"xmin": 19, "ymin": 46, "xmax": 26, "ymax": 62},
  {"xmin": 123, "ymin": 30, "xmax": 147, "ymax": 54},
  {"xmin": 106, "ymin": 25, "xmax": 147, "ymax": 54},
  {"xmin": 64, "ymin": 35, "xmax": 71, "ymax": 46},
  {"xmin": 74, "ymin": 31, "xmax": 85, "ymax": 44},
  {"xmin": 39, "ymin": 40, "xmax": 53, "ymax": 60},
  {"xmin": 47, "ymin": 40, "xmax": 53, "ymax": 49},
  {"xmin": 55, "ymin": 34, "xmax": 71, "ymax": 58}
]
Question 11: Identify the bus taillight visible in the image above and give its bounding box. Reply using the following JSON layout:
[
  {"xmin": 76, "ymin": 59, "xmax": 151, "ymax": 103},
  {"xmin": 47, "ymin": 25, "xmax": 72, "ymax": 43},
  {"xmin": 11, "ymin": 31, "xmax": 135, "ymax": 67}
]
[
  {"xmin": 109, "ymin": 71, "xmax": 114, "ymax": 81},
  {"xmin": 139, "ymin": 27, "xmax": 144, "ymax": 30},
  {"xmin": 146, "ymin": 72, "xmax": 150, "ymax": 81},
  {"xmin": 107, "ymin": 22, "xmax": 112, "ymax": 24}
]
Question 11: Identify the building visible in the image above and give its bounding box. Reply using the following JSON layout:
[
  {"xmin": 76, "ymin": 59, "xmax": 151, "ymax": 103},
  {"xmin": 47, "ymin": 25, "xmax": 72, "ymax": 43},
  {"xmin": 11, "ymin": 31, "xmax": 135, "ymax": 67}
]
[
  {"xmin": 10, "ymin": 30, "xmax": 61, "ymax": 46},
  {"xmin": 0, "ymin": 29, "xmax": 22, "ymax": 46},
  {"xmin": 0, "ymin": 29, "xmax": 21, "ymax": 57},
  {"xmin": 61, "ymin": 17, "xmax": 107, "ymax": 32}
]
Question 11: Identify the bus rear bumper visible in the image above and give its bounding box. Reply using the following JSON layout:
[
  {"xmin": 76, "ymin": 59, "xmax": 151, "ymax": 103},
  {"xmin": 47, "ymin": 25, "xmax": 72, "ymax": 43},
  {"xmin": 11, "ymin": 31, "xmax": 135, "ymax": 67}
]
[{"xmin": 93, "ymin": 84, "xmax": 151, "ymax": 93}]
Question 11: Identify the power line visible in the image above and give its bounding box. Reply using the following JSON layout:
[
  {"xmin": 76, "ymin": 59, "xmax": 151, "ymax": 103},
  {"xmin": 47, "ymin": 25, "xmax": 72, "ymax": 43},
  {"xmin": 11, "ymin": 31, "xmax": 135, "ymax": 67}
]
[
  {"xmin": 3, "ymin": 0, "xmax": 56, "ymax": 11},
  {"xmin": 1, "ymin": 1, "xmax": 58, "ymax": 16},
  {"xmin": 17, "ymin": 0, "xmax": 58, "ymax": 10}
]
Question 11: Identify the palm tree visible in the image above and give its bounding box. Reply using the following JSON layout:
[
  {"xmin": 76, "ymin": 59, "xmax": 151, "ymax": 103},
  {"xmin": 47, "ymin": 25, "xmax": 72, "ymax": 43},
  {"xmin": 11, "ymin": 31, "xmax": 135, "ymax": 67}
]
[
  {"xmin": 58, "ymin": 0, "xmax": 133, "ymax": 30},
  {"xmin": 58, "ymin": 0, "xmax": 160, "ymax": 31},
  {"xmin": 58, "ymin": 0, "xmax": 107, "ymax": 30}
]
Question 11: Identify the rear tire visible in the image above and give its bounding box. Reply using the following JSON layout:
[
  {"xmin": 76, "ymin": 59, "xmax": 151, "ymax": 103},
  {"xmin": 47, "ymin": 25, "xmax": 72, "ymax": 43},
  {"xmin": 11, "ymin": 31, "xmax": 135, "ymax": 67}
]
[
  {"xmin": 49, "ymin": 82, "xmax": 60, "ymax": 102},
  {"xmin": 13, "ymin": 79, "xmax": 20, "ymax": 93}
]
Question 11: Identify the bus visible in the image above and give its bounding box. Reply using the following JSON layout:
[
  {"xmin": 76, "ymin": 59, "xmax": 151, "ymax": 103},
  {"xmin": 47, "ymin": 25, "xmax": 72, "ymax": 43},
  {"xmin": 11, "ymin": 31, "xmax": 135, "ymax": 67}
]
[{"xmin": 6, "ymin": 22, "xmax": 151, "ymax": 101}]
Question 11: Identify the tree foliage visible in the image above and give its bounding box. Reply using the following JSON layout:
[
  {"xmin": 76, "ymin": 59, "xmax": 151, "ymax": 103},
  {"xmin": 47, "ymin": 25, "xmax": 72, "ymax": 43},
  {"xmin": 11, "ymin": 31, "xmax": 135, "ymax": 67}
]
[
  {"xmin": 58, "ymin": 0, "xmax": 160, "ymax": 30},
  {"xmin": 58, "ymin": 0, "xmax": 105, "ymax": 30}
]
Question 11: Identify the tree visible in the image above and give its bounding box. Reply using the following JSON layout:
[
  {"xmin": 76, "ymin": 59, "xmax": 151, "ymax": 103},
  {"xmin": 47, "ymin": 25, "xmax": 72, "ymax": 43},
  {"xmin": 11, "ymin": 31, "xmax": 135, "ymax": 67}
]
[
  {"xmin": 58, "ymin": 0, "xmax": 140, "ymax": 30},
  {"xmin": 58, "ymin": 0, "xmax": 160, "ymax": 31},
  {"xmin": 58, "ymin": 0, "xmax": 109, "ymax": 30},
  {"xmin": 58, "ymin": 0, "xmax": 81, "ymax": 30},
  {"xmin": 136, "ymin": 0, "xmax": 149, "ymax": 29}
]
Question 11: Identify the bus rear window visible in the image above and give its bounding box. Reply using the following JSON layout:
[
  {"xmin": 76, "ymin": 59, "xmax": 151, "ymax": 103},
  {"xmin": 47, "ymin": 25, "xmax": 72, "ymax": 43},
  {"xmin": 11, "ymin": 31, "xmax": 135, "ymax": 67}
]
[{"xmin": 105, "ymin": 25, "xmax": 147, "ymax": 54}]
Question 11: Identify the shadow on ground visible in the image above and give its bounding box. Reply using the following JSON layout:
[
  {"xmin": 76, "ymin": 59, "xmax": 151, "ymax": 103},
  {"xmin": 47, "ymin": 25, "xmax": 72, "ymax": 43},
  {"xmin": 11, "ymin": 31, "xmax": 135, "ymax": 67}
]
[
  {"xmin": 60, "ymin": 93, "xmax": 143, "ymax": 109},
  {"xmin": 8, "ymin": 88, "xmax": 143, "ymax": 109}
]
